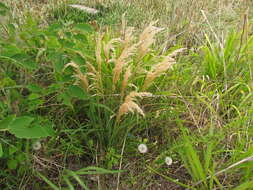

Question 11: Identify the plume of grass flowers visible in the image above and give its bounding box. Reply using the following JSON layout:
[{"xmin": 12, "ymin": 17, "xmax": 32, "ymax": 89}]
[
  {"xmin": 116, "ymin": 91, "xmax": 152, "ymax": 123},
  {"xmin": 64, "ymin": 20, "xmax": 185, "ymax": 124},
  {"xmin": 120, "ymin": 66, "xmax": 132, "ymax": 98},
  {"xmin": 112, "ymin": 42, "xmax": 138, "ymax": 91},
  {"xmin": 137, "ymin": 21, "xmax": 164, "ymax": 60},
  {"xmin": 64, "ymin": 62, "xmax": 89, "ymax": 91},
  {"xmin": 142, "ymin": 48, "xmax": 186, "ymax": 90},
  {"xmin": 103, "ymin": 38, "xmax": 121, "ymax": 63}
]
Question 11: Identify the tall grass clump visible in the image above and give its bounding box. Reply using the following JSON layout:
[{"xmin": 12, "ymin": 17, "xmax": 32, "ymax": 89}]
[{"xmin": 63, "ymin": 19, "xmax": 186, "ymax": 159}]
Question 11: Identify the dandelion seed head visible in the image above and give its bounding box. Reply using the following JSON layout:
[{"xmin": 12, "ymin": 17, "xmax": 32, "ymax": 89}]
[
  {"xmin": 138, "ymin": 144, "xmax": 148, "ymax": 153},
  {"xmin": 32, "ymin": 141, "xmax": 41, "ymax": 151},
  {"xmin": 165, "ymin": 156, "xmax": 173, "ymax": 166}
]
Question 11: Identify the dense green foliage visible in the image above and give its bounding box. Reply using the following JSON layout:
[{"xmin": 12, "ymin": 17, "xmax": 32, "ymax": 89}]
[{"xmin": 1, "ymin": 1, "xmax": 253, "ymax": 189}]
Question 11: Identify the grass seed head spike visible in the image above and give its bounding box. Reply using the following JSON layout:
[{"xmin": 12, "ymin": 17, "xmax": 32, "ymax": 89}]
[
  {"xmin": 121, "ymin": 66, "xmax": 132, "ymax": 97},
  {"xmin": 142, "ymin": 56, "xmax": 175, "ymax": 90},
  {"xmin": 96, "ymin": 33, "xmax": 103, "ymax": 73},
  {"xmin": 138, "ymin": 21, "xmax": 164, "ymax": 59},
  {"xmin": 64, "ymin": 62, "xmax": 89, "ymax": 91},
  {"xmin": 116, "ymin": 91, "xmax": 152, "ymax": 122},
  {"xmin": 112, "ymin": 43, "xmax": 138, "ymax": 89},
  {"xmin": 104, "ymin": 38, "xmax": 122, "ymax": 62}
]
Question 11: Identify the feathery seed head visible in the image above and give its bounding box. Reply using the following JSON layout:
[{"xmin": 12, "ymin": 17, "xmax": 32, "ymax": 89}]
[
  {"xmin": 138, "ymin": 144, "xmax": 148, "ymax": 153},
  {"xmin": 138, "ymin": 21, "xmax": 164, "ymax": 59},
  {"xmin": 116, "ymin": 91, "xmax": 152, "ymax": 122},
  {"xmin": 32, "ymin": 141, "xmax": 42, "ymax": 151},
  {"xmin": 165, "ymin": 156, "xmax": 173, "ymax": 166},
  {"xmin": 64, "ymin": 62, "xmax": 90, "ymax": 91},
  {"xmin": 112, "ymin": 43, "xmax": 138, "ymax": 88},
  {"xmin": 121, "ymin": 66, "xmax": 132, "ymax": 97}
]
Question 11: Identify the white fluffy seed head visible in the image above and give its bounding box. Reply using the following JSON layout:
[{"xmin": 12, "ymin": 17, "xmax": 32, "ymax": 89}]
[
  {"xmin": 32, "ymin": 141, "xmax": 42, "ymax": 150},
  {"xmin": 138, "ymin": 144, "xmax": 148, "ymax": 153},
  {"xmin": 165, "ymin": 156, "xmax": 173, "ymax": 166}
]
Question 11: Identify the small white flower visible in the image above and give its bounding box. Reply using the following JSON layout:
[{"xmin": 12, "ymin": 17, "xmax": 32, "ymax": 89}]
[
  {"xmin": 165, "ymin": 156, "xmax": 173, "ymax": 166},
  {"xmin": 32, "ymin": 141, "xmax": 42, "ymax": 150},
  {"xmin": 138, "ymin": 144, "xmax": 148, "ymax": 153}
]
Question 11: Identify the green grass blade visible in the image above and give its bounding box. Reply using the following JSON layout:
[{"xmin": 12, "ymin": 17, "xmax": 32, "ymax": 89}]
[
  {"xmin": 63, "ymin": 175, "xmax": 75, "ymax": 190},
  {"xmin": 147, "ymin": 166, "xmax": 196, "ymax": 190},
  {"xmin": 232, "ymin": 180, "xmax": 253, "ymax": 190},
  {"xmin": 37, "ymin": 172, "xmax": 60, "ymax": 190},
  {"xmin": 67, "ymin": 170, "xmax": 89, "ymax": 190}
]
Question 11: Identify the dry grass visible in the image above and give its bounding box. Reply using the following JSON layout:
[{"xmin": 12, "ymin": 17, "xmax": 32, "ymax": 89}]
[
  {"xmin": 3, "ymin": 0, "xmax": 252, "ymax": 46},
  {"xmin": 120, "ymin": 66, "xmax": 132, "ymax": 97},
  {"xmin": 64, "ymin": 62, "xmax": 89, "ymax": 91},
  {"xmin": 112, "ymin": 40, "xmax": 137, "ymax": 90},
  {"xmin": 116, "ymin": 91, "xmax": 152, "ymax": 122},
  {"xmin": 137, "ymin": 21, "xmax": 163, "ymax": 60},
  {"xmin": 82, "ymin": 0, "xmax": 253, "ymax": 46},
  {"xmin": 142, "ymin": 48, "xmax": 186, "ymax": 90}
]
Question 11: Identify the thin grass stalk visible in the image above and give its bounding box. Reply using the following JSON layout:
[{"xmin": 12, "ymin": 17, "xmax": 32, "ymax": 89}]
[{"xmin": 120, "ymin": 66, "xmax": 132, "ymax": 98}]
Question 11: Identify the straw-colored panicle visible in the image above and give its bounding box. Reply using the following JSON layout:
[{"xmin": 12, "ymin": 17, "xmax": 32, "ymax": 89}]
[
  {"xmin": 75, "ymin": 72, "xmax": 89, "ymax": 91},
  {"xmin": 96, "ymin": 34, "xmax": 104, "ymax": 74},
  {"xmin": 168, "ymin": 48, "xmax": 187, "ymax": 58},
  {"xmin": 138, "ymin": 21, "xmax": 164, "ymax": 60},
  {"xmin": 86, "ymin": 62, "xmax": 101, "ymax": 92},
  {"xmin": 116, "ymin": 91, "xmax": 152, "ymax": 122},
  {"xmin": 120, "ymin": 66, "xmax": 132, "ymax": 97},
  {"xmin": 123, "ymin": 27, "xmax": 135, "ymax": 48},
  {"xmin": 103, "ymin": 38, "xmax": 121, "ymax": 63},
  {"xmin": 64, "ymin": 62, "xmax": 89, "ymax": 91},
  {"xmin": 142, "ymin": 48, "xmax": 186, "ymax": 90},
  {"xmin": 112, "ymin": 43, "xmax": 138, "ymax": 90}
]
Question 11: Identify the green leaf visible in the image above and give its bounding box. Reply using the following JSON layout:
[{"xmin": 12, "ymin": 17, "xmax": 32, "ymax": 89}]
[
  {"xmin": 8, "ymin": 116, "xmax": 54, "ymax": 139},
  {"xmin": 0, "ymin": 115, "xmax": 15, "ymax": 131},
  {"xmin": 57, "ymin": 92, "xmax": 73, "ymax": 108},
  {"xmin": 0, "ymin": 2, "xmax": 9, "ymax": 16},
  {"xmin": 67, "ymin": 171, "xmax": 89, "ymax": 190},
  {"xmin": 0, "ymin": 143, "xmax": 3, "ymax": 158},
  {"xmin": 48, "ymin": 52, "xmax": 66, "ymax": 73},
  {"xmin": 27, "ymin": 84, "xmax": 44, "ymax": 93},
  {"xmin": 9, "ymin": 116, "xmax": 34, "ymax": 128},
  {"xmin": 46, "ymin": 36, "xmax": 61, "ymax": 49},
  {"xmin": 12, "ymin": 53, "xmax": 38, "ymax": 69},
  {"xmin": 233, "ymin": 180, "xmax": 253, "ymax": 190},
  {"xmin": 76, "ymin": 166, "xmax": 123, "ymax": 175},
  {"xmin": 7, "ymin": 159, "xmax": 18, "ymax": 170},
  {"xmin": 73, "ymin": 34, "xmax": 87, "ymax": 42},
  {"xmin": 1, "ymin": 44, "xmax": 22, "ymax": 57},
  {"xmin": 48, "ymin": 23, "xmax": 63, "ymax": 32},
  {"xmin": 74, "ymin": 23, "xmax": 94, "ymax": 33},
  {"xmin": 67, "ymin": 85, "xmax": 88, "ymax": 100},
  {"xmin": 37, "ymin": 172, "xmax": 61, "ymax": 190},
  {"xmin": 28, "ymin": 93, "xmax": 41, "ymax": 100}
]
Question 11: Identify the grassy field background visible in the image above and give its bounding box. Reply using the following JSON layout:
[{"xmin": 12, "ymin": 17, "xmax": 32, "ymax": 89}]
[{"xmin": 0, "ymin": 0, "xmax": 253, "ymax": 189}]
